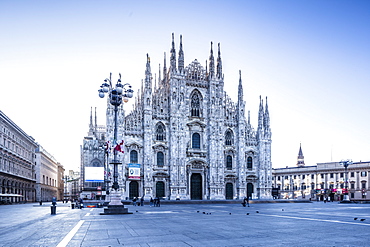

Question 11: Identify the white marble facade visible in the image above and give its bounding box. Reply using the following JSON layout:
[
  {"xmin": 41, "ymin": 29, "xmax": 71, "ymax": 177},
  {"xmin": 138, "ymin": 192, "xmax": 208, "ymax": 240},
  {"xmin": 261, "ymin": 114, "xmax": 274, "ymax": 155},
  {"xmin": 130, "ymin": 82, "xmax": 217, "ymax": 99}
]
[{"xmin": 106, "ymin": 34, "xmax": 272, "ymax": 200}]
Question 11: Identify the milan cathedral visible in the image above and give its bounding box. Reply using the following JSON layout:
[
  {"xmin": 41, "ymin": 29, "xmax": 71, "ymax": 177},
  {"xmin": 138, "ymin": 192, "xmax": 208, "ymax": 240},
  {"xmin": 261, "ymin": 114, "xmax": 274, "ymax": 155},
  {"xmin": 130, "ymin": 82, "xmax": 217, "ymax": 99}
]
[{"xmin": 105, "ymin": 34, "xmax": 272, "ymax": 200}]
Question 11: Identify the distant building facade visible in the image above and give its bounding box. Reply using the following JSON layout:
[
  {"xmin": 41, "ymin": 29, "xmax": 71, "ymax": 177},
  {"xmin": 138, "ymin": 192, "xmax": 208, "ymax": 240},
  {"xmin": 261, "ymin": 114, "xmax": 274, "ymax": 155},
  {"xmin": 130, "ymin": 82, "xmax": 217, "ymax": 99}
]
[
  {"xmin": 57, "ymin": 163, "xmax": 65, "ymax": 200},
  {"xmin": 80, "ymin": 107, "xmax": 106, "ymax": 201},
  {"xmin": 35, "ymin": 145, "xmax": 62, "ymax": 202},
  {"xmin": 0, "ymin": 110, "xmax": 38, "ymax": 203},
  {"xmin": 64, "ymin": 169, "xmax": 80, "ymax": 202},
  {"xmin": 104, "ymin": 34, "xmax": 273, "ymax": 200},
  {"xmin": 272, "ymin": 145, "xmax": 370, "ymax": 201}
]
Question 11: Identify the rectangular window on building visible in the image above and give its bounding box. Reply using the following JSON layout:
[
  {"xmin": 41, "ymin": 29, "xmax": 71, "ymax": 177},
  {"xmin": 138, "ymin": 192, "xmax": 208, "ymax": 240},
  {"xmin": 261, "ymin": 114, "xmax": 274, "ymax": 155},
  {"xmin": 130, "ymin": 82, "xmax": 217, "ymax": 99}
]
[
  {"xmin": 361, "ymin": 171, "xmax": 367, "ymax": 177},
  {"xmin": 340, "ymin": 173, "xmax": 344, "ymax": 178},
  {"xmin": 294, "ymin": 175, "xmax": 296, "ymax": 179},
  {"xmin": 351, "ymin": 172, "xmax": 355, "ymax": 177},
  {"xmin": 351, "ymin": 183, "xmax": 355, "ymax": 189},
  {"xmin": 285, "ymin": 176, "xmax": 288, "ymax": 180},
  {"xmin": 362, "ymin": 183, "xmax": 366, "ymax": 189},
  {"xmin": 311, "ymin": 174, "xmax": 314, "ymax": 179},
  {"xmin": 351, "ymin": 193, "xmax": 355, "ymax": 199},
  {"xmin": 321, "ymin": 174, "xmax": 324, "ymax": 179},
  {"xmin": 330, "ymin": 173, "xmax": 334, "ymax": 178},
  {"xmin": 277, "ymin": 176, "xmax": 280, "ymax": 181},
  {"xmin": 302, "ymin": 175, "xmax": 305, "ymax": 179}
]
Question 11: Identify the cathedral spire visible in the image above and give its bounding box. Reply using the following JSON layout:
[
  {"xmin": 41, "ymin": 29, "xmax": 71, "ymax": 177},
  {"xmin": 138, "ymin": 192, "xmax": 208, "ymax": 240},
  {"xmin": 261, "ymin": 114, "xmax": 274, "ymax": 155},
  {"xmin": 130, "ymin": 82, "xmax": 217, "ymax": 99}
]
[
  {"xmin": 141, "ymin": 79, "xmax": 144, "ymax": 98},
  {"xmin": 158, "ymin": 63, "xmax": 161, "ymax": 85},
  {"xmin": 238, "ymin": 70, "xmax": 243, "ymax": 101},
  {"xmin": 88, "ymin": 106, "xmax": 94, "ymax": 136},
  {"xmin": 178, "ymin": 34, "xmax": 184, "ymax": 73},
  {"xmin": 170, "ymin": 33, "xmax": 177, "ymax": 72},
  {"xmin": 205, "ymin": 60, "xmax": 208, "ymax": 75},
  {"xmin": 209, "ymin": 41, "xmax": 215, "ymax": 78},
  {"xmin": 163, "ymin": 52, "xmax": 167, "ymax": 81},
  {"xmin": 258, "ymin": 96, "xmax": 264, "ymax": 131},
  {"xmin": 264, "ymin": 96, "xmax": 270, "ymax": 129},
  {"xmin": 297, "ymin": 143, "xmax": 305, "ymax": 167},
  {"xmin": 154, "ymin": 73, "xmax": 157, "ymax": 91},
  {"xmin": 216, "ymin": 43, "xmax": 222, "ymax": 79},
  {"xmin": 94, "ymin": 107, "xmax": 97, "ymax": 136},
  {"xmin": 144, "ymin": 53, "xmax": 152, "ymax": 91}
]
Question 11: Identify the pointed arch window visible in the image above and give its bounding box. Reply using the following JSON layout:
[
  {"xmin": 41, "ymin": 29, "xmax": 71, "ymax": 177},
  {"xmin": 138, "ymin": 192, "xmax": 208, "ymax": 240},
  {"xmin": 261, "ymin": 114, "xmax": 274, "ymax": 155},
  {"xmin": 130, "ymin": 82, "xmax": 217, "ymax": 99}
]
[
  {"xmin": 225, "ymin": 129, "xmax": 234, "ymax": 146},
  {"xmin": 130, "ymin": 150, "xmax": 138, "ymax": 163},
  {"xmin": 191, "ymin": 93, "xmax": 201, "ymax": 117},
  {"xmin": 247, "ymin": 157, "xmax": 253, "ymax": 169},
  {"xmin": 157, "ymin": 152, "xmax": 164, "ymax": 167},
  {"xmin": 192, "ymin": 133, "xmax": 200, "ymax": 149},
  {"xmin": 156, "ymin": 122, "xmax": 165, "ymax": 141},
  {"xmin": 226, "ymin": 155, "xmax": 232, "ymax": 170}
]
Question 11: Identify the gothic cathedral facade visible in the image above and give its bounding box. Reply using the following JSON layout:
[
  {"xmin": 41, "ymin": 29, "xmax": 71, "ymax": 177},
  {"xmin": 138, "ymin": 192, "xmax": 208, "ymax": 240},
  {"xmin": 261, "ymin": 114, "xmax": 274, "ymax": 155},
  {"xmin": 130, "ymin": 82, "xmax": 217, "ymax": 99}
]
[{"xmin": 106, "ymin": 34, "xmax": 272, "ymax": 200}]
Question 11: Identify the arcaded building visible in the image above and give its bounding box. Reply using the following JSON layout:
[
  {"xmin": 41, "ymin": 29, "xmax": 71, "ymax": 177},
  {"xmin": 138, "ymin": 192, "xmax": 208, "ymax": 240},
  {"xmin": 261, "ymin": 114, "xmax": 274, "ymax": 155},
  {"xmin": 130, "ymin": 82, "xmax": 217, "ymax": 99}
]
[
  {"xmin": 272, "ymin": 145, "xmax": 370, "ymax": 201},
  {"xmin": 0, "ymin": 110, "xmax": 38, "ymax": 203}
]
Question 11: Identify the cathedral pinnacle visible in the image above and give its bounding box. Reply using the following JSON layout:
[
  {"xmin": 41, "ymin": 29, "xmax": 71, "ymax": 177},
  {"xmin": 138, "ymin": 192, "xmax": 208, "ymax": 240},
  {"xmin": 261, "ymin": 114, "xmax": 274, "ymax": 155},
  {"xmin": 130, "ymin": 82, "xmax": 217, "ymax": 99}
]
[
  {"xmin": 216, "ymin": 43, "xmax": 222, "ymax": 79},
  {"xmin": 88, "ymin": 106, "xmax": 94, "ymax": 136},
  {"xmin": 145, "ymin": 53, "xmax": 151, "ymax": 75},
  {"xmin": 163, "ymin": 52, "xmax": 167, "ymax": 81},
  {"xmin": 209, "ymin": 41, "xmax": 215, "ymax": 78},
  {"xmin": 238, "ymin": 70, "xmax": 243, "ymax": 101},
  {"xmin": 258, "ymin": 96, "xmax": 264, "ymax": 132},
  {"xmin": 264, "ymin": 96, "xmax": 270, "ymax": 129},
  {"xmin": 178, "ymin": 34, "xmax": 184, "ymax": 73},
  {"xmin": 144, "ymin": 53, "xmax": 152, "ymax": 92},
  {"xmin": 170, "ymin": 33, "xmax": 177, "ymax": 72}
]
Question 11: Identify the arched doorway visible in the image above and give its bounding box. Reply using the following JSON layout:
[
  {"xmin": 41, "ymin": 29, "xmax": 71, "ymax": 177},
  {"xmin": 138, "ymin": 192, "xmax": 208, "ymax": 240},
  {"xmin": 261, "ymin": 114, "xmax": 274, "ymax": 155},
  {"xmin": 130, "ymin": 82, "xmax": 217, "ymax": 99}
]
[
  {"xmin": 129, "ymin": 181, "xmax": 139, "ymax": 199},
  {"xmin": 247, "ymin": 183, "xmax": 254, "ymax": 199},
  {"xmin": 191, "ymin": 173, "xmax": 202, "ymax": 200},
  {"xmin": 156, "ymin": 181, "xmax": 165, "ymax": 198},
  {"xmin": 225, "ymin": 183, "xmax": 233, "ymax": 200}
]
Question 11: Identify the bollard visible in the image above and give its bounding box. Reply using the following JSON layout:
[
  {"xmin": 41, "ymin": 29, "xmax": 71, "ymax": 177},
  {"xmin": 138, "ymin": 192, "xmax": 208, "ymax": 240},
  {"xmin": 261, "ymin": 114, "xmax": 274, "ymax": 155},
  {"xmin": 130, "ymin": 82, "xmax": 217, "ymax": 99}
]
[
  {"xmin": 50, "ymin": 205, "xmax": 56, "ymax": 215},
  {"xmin": 71, "ymin": 203, "xmax": 75, "ymax": 209}
]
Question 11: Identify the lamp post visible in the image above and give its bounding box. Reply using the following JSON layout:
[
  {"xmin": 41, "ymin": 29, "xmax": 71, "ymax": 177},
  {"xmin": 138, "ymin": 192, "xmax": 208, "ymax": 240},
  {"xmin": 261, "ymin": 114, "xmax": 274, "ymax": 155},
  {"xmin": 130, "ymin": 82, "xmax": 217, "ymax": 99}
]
[
  {"xmin": 340, "ymin": 160, "xmax": 352, "ymax": 202},
  {"xmin": 98, "ymin": 73, "xmax": 133, "ymax": 191}
]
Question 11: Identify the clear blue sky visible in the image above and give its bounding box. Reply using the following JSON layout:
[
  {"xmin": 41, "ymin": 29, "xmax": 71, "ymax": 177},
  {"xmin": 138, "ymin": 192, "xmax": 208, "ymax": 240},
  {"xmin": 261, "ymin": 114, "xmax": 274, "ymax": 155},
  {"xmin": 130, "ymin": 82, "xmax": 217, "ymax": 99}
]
[{"xmin": 1, "ymin": 0, "xmax": 369, "ymax": 170}]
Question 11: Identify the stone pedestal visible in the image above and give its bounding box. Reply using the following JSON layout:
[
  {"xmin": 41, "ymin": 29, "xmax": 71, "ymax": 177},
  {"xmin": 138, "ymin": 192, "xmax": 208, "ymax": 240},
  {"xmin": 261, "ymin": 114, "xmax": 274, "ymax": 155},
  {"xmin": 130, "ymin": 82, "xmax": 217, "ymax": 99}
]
[{"xmin": 100, "ymin": 190, "xmax": 131, "ymax": 215}]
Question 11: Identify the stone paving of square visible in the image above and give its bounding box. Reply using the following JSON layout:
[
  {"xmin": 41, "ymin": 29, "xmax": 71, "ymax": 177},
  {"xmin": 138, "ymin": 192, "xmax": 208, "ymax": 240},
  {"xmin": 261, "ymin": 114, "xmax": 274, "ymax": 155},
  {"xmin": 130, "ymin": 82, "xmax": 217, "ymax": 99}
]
[{"xmin": 1, "ymin": 201, "xmax": 370, "ymax": 246}]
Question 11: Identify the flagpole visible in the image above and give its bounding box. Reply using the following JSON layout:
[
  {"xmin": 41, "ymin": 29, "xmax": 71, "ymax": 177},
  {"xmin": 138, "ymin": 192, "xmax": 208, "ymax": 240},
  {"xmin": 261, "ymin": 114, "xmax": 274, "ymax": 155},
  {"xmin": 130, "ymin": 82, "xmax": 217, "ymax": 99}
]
[{"xmin": 111, "ymin": 104, "xmax": 119, "ymax": 190}]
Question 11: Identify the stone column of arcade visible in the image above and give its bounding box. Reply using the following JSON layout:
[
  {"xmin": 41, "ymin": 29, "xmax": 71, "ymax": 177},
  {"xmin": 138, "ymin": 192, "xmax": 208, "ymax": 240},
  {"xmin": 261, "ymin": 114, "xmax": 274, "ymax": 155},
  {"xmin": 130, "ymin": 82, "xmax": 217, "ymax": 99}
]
[{"xmin": 98, "ymin": 73, "xmax": 134, "ymax": 214}]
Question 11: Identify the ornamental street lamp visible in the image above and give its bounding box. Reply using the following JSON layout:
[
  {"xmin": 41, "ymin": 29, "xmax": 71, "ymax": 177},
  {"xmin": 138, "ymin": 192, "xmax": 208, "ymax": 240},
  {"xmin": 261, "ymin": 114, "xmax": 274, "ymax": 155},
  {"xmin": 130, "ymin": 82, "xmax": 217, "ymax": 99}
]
[
  {"xmin": 98, "ymin": 73, "xmax": 133, "ymax": 191},
  {"xmin": 340, "ymin": 159, "xmax": 353, "ymax": 202}
]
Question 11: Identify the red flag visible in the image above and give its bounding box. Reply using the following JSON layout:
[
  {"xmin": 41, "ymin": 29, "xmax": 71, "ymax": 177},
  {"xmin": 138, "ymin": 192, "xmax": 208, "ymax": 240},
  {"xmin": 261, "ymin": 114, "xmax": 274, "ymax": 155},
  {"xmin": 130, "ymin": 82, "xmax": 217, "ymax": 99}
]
[{"xmin": 114, "ymin": 140, "xmax": 124, "ymax": 153}]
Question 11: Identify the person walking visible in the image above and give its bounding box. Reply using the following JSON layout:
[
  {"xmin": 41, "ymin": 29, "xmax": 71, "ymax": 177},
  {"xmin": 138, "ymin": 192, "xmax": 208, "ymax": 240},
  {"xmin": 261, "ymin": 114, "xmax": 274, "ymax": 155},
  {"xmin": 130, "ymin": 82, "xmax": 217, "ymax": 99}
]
[
  {"xmin": 150, "ymin": 197, "xmax": 154, "ymax": 207},
  {"xmin": 132, "ymin": 197, "xmax": 137, "ymax": 206},
  {"xmin": 140, "ymin": 196, "xmax": 144, "ymax": 206},
  {"xmin": 242, "ymin": 197, "xmax": 249, "ymax": 207}
]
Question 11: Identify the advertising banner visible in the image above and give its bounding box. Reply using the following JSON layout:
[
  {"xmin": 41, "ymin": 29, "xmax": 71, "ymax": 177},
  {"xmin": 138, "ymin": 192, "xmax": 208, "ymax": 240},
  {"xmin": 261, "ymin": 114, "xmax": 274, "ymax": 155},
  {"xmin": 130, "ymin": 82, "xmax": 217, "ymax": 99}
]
[
  {"xmin": 128, "ymin": 163, "xmax": 141, "ymax": 180},
  {"xmin": 85, "ymin": 167, "xmax": 104, "ymax": 182}
]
